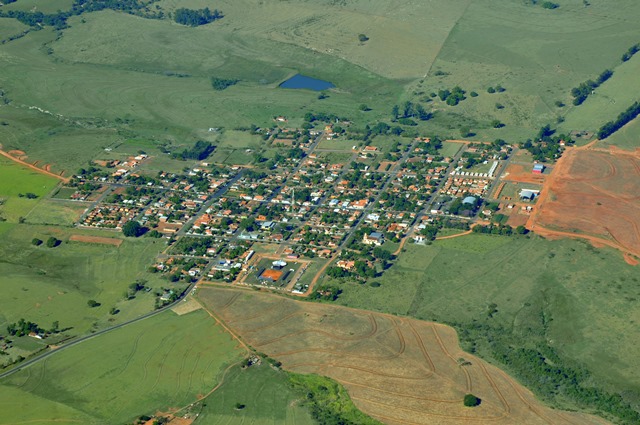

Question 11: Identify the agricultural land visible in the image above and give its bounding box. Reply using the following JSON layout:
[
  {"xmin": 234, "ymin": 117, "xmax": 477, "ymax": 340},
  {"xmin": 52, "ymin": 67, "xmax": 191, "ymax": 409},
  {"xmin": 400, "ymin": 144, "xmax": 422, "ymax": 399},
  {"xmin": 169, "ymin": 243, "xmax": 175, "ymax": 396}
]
[{"xmin": 0, "ymin": 0, "xmax": 639, "ymax": 424}]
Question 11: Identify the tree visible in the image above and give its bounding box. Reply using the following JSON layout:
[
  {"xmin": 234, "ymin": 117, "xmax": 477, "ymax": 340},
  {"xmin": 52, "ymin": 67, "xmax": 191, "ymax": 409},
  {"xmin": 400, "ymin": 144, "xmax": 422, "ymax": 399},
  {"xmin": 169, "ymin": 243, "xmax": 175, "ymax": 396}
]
[
  {"xmin": 123, "ymin": 220, "xmax": 143, "ymax": 237},
  {"xmin": 32, "ymin": 238, "xmax": 43, "ymax": 246},
  {"xmin": 391, "ymin": 105, "xmax": 399, "ymax": 120},
  {"xmin": 515, "ymin": 225, "xmax": 529, "ymax": 235},
  {"xmin": 87, "ymin": 299, "xmax": 101, "ymax": 308},
  {"xmin": 358, "ymin": 34, "xmax": 369, "ymax": 42},
  {"xmin": 46, "ymin": 237, "xmax": 60, "ymax": 248},
  {"xmin": 463, "ymin": 394, "xmax": 481, "ymax": 407}
]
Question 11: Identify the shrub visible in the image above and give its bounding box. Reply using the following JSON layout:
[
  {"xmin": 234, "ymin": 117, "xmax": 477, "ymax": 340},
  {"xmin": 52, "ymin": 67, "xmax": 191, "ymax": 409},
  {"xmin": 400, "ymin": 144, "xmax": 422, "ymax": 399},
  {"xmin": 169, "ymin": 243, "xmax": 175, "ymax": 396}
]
[
  {"xmin": 463, "ymin": 394, "xmax": 481, "ymax": 407},
  {"xmin": 32, "ymin": 238, "xmax": 43, "ymax": 246}
]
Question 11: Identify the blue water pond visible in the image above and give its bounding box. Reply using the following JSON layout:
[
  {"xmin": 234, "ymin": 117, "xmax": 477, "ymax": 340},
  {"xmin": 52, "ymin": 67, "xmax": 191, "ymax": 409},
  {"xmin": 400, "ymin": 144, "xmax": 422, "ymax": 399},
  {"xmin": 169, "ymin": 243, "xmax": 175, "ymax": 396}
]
[{"xmin": 279, "ymin": 74, "xmax": 335, "ymax": 91}]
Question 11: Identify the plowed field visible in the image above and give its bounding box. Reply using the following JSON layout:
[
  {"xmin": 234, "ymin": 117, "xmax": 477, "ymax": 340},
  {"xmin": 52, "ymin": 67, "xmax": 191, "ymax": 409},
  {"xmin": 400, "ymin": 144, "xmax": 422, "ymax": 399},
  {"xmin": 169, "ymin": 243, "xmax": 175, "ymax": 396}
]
[
  {"xmin": 528, "ymin": 147, "xmax": 640, "ymax": 262},
  {"xmin": 197, "ymin": 287, "xmax": 610, "ymax": 425}
]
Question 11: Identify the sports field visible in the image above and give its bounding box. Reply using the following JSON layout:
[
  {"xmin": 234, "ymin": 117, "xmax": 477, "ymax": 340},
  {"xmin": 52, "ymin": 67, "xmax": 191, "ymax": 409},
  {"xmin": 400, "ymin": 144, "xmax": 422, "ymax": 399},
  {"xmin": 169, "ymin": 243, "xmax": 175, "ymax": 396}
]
[
  {"xmin": 197, "ymin": 286, "xmax": 609, "ymax": 425},
  {"xmin": 0, "ymin": 309, "xmax": 243, "ymax": 424}
]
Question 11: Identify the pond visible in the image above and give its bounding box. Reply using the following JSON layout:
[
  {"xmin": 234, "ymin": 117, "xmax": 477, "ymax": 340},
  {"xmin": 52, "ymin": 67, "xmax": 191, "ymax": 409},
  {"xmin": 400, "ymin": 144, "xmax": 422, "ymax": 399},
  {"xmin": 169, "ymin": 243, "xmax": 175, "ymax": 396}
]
[{"xmin": 279, "ymin": 74, "xmax": 335, "ymax": 91}]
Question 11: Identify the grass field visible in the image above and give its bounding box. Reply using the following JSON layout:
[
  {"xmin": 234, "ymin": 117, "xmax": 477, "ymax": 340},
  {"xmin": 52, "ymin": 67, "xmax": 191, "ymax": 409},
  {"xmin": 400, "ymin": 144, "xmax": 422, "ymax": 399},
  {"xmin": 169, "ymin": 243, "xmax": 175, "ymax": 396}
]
[
  {"xmin": 0, "ymin": 156, "xmax": 59, "ymax": 222},
  {"xmin": 599, "ymin": 117, "xmax": 640, "ymax": 151},
  {"xmin": 559, "ymin": 53, "xmax": 640, "ymax": 135},
  {"xmin": 25, "ymin": 200, "xmax": 88, "ymax": 226},
  {"xmin": 194, "ymin": 364, "xmax": 315, "ymax": 425},
  {"xmin": 0, "ymin": 309, "xmax": 243, "ymax": 424},
  {"xmin": 0, "ymin": 225, "xmax": 169, "ymax": 342},
  {"xmin": 0, "ymin": 17, "xmax": 28, "ymax": 41},
  {"xmin": 334, "ymin": 234, "xmax": 640, "ymax": 406}
]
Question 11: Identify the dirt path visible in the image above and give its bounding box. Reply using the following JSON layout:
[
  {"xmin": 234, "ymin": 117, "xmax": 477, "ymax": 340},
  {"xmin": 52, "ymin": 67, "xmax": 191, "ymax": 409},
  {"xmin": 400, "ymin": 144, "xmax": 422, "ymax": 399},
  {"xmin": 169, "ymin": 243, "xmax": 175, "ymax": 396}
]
[{"xmin": 0, "ymin": 148, "xmax": 69, "ymax": 183}]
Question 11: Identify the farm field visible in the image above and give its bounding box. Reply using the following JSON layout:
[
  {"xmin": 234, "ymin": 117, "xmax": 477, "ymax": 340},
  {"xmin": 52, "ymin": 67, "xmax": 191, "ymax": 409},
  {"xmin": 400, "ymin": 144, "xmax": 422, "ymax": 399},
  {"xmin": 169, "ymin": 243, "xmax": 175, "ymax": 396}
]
[
  {"xmin": 332, "ymin": 234, "xmax": 640, "ymax": 420},
  {"xmin": 197, "ymin": 286, "xmax": 610, "ymax": 425},
  {"xmin": 529, "ymin": 147, "xmax": 640, "ymax": 262},
  {"xmin": 0, "ymin": 155, "xmax": 59, "ymax": 222},
  {"xmin": 0, "ymin": 309, "xmax": 243, "ymax": 424}
]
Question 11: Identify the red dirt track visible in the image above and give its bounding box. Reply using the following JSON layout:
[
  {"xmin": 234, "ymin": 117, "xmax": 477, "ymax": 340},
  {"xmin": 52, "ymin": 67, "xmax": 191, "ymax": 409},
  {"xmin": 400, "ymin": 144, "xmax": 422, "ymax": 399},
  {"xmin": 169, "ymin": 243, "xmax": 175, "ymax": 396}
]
[{"xmin": 528, "ymin": 143, "xmax": 640, "ymax": 263}]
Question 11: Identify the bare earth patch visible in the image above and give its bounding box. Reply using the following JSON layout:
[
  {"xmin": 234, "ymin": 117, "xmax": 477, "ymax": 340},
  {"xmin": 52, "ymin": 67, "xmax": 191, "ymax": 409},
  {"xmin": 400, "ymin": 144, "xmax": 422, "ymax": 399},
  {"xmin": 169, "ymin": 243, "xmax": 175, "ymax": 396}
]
[
  {"xmin": 197, "ymin": 287, "xmax": 610, "ymax": 425},
  {"xmin": 68, "ymin": 234, "xmax": 123, "ymax": 247},
  {"xmin": 171, "ymin": 297, "xmax": 202, "ymax": 316},
  {"xmin": 529, "ymin": 146, "xmax": 640, "ymax": 262}
]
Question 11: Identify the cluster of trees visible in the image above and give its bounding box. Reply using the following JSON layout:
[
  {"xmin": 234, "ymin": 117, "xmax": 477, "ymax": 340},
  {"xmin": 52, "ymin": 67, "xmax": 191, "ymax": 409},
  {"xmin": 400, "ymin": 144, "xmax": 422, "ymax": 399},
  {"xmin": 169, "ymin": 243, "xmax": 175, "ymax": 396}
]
[
  {"xmin": 597, "ymin": 101, "xmax": 640, "ymax": 140},
  {"xmin": 472, "ymin": 223, "xmax": 527, "ymax": 236},
  {"xmin": 570, "ymin": 69, "xmax": 613, "ymax": 105},
  {"xmin": 621, "ymin": 43, "xmax": 639, "ymax": 62},
  {"xmin": 172, "ymin": 140, "xmax": 214, "ymax": 161},
  {"xmin": 172, "ymin": 236, "xmax": 215, "ymax": 256},
  {"xmin": 6, "ymin": 319, "xmax": 45, "ymax": 337},
  {"xmin": 0, "ymin": 0, "xmax": 163, "ymax": 30},
  {"xmin": 486, "ymin": 85, "xmax": 505, "ymax": 94},
  {"xmin": 521, "ymin": 124, "xmax": 571, "ymax": 162},
  {"xmin": 210, "ymin": 77, "xmax": 238, "ymax": 91},
  {"xmin": 174, "ymin": 7, "xmax": 222, "ymax": 26},
  {"xmin": 391, "ymin": 101, "xmax": 432, "ymax": 121},
  {"xmin": 438, "ymin": 86, "xmax": 466, "ymax": 106},
  {"xmin": 123, "ymin": 220, "xmax": 145, "ymax": 237}
]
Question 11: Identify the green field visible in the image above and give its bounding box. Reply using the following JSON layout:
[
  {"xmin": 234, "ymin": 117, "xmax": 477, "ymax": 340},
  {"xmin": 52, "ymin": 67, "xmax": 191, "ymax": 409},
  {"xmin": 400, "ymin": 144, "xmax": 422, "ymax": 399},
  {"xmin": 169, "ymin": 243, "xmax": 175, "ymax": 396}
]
[
  {"xmin": 598, "ymin": 117, "xmax": 640, "ymax": 151},
  {"xmin": 194, "ymin": 364, "xmax": 315, "ymax": 425},
  {"xmin": 25, "ymin": 200, "xmax": 88, "ymax": 226},
  {"xmin": 0, "ymin": 156, "xmax": 59, "ymax": 222},
  {"xmin": 333, "ymin": 234, "xmax": 640, "ymax": 411},
  {"xmin": 0, "ymin": 309, "xmax": 243, "ymax": 424},
  {"xmin": 0, "ymin": 225, "xmax": 169, "ymax": 342}
]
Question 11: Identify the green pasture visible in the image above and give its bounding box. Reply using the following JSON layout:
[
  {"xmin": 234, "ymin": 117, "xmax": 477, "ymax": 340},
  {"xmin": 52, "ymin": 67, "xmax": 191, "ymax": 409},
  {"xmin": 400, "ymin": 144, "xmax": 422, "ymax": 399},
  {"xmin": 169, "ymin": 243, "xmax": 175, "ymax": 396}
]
[
  {"xmin": 420, "ymin": 0, "xmax": 640, "ymax": 140},
  {"xmin": 335, "ymin": 234, "xmax": 640, "ymax": 397},
  {"xmin": 0, "ymin": 225, "xmax": 168, "ymax": 340},
  {"xmin": 0, "ymin": 0, "xmax": 74, "ymax": 14},
  {"xmin": 598, "ymin": 117, "xmax": 640, "ymax": 151},
  {"xmin": 0, "ymin": 156, "xmax": 59, "ymax": 222},
  {"xmin": 439, "ymin": 141, "xmax": 463, "ymax": 158},
  {"xmin": 559, "ymin": 53, "xmax": 640, "ymax": 135},
  {"xmin": 158, "ymin": 0, "xmax": 470, "ymax": 80},
  {"xmin": 0, "ymin": 309, "xmax": 243, "ymax": 424},
  {"xmin": 25, "ymin": 200, "xmax": 88, "ymax": 226},
  {"xmin": 194, "ymin": 364, "xmax": 315, "ymax": 425},
  {"xmin": 0, "ymin": 17, "xmax": 28, "ymax": 41}
]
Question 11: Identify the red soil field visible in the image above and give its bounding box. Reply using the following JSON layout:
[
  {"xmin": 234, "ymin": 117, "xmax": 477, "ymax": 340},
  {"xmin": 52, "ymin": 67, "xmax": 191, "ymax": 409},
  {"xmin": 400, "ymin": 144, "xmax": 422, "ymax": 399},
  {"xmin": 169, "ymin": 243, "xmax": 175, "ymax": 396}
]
[{"xmin": 528, "ymin": 146, "xmax": 640, "ymax": 263}]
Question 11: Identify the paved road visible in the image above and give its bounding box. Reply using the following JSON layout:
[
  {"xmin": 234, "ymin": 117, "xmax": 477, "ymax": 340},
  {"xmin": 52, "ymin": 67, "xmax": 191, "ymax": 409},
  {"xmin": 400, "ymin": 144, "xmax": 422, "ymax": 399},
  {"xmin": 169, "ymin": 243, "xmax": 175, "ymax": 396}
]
[{"xmin": 0, "ymin": 281, "xmax": 196, "ymax": 381}]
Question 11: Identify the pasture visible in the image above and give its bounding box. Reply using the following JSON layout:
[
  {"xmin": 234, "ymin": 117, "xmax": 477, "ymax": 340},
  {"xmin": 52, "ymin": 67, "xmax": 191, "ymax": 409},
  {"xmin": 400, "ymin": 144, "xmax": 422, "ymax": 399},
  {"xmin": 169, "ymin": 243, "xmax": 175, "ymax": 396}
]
[
  {"xmin": 0, "ymin": 156, "xmax": 59, "ymax": 222},
  {"xmin": 0, "ymin": 225, "xmax": 169, "ymax": 343},
  {"xmin": 25, "ymin": 200, "xmax": 88, "ymax": 226},
  {"xmin": 197, "ymin": 286, "xmax": 610, "ymax": 425},
  {"xmin": 0, "ymin": 309, "xmax": 243, "ymax": 424},
  {"xmin": 194, "ymin": 364, "xmax": 315, "ymax": 425},
  {"xmin": 334, "ymin": 234, "xmax": 640, "ymax": 411},
  {"xmin": 599, "ymin": 117, "xmax": 640, "ymax": 151}
]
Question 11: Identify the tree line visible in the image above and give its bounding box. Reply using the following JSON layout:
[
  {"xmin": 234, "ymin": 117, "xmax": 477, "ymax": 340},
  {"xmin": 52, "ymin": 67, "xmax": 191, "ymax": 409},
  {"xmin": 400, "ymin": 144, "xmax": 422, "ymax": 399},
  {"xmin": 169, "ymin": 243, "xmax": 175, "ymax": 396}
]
[
  {"xmin": 0, "ymin": 0, "xmax": 166, "ymax": 30},
  {"xmin": 570, "ymin": 69, "xmax": 613, "ymax": 105},
  {"xmin": 174, "ymin": 7, "xmax": 222, "ymax": 27},
  {"xmin": 597, "ymin": 101, "xmax": 640, "ymax": 139}
]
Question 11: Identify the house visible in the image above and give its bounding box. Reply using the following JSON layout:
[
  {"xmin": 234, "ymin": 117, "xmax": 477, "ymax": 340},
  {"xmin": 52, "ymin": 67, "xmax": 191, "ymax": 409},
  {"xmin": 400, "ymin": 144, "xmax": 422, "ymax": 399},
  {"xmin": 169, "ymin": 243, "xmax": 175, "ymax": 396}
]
[{"xmin": 363, "ymin": 232, "xmax": 384, "ymax": 246}]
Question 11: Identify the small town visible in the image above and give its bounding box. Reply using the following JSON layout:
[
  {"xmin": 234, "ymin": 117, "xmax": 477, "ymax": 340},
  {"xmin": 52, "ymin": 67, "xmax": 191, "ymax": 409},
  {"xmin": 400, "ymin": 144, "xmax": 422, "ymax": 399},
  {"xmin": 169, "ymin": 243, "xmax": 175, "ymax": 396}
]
[{"xmin": 57, "ymin": 119, "xmax": 545, "ymax": 298}]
